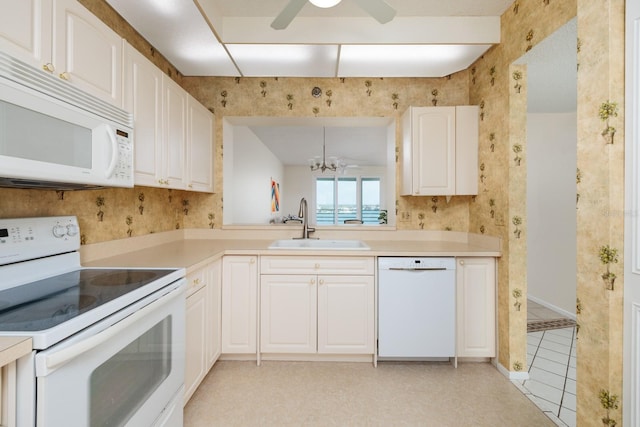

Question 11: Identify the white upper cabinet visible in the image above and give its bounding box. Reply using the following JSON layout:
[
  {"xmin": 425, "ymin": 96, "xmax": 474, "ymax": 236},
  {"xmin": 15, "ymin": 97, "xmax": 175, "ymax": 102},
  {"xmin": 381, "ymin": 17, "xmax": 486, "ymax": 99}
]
[
  {"xmin": 0, "ymin": 0, "xmax": 123, "ymax": 107},
  {"xmin": 124, "ymin": 43, "xmax": 163, "ymax": 187},
  {"xmin": 401, "ymin": 106, "xmax": 478, "ymax": 196},
  {"xmin": 0, "ymin": 0, "xmax": 52, "ymax": 68},
  {"xmin": 454, "ymin": 106, "xmax": 479, "ymax": 195},
  {"xmin": 53, "ymin": 0, "xmax": 123, "ymax": 107},
  {"xmin": 186, "ymin": 94, "xmax": 214, "ymax": 192},
  {"xmin": 162, "ymin": 74, "xmax": 187, "ymax": 189},
  {"xmin": 125, "ymin": 43, "xmax": 214, "ymax": 192}
]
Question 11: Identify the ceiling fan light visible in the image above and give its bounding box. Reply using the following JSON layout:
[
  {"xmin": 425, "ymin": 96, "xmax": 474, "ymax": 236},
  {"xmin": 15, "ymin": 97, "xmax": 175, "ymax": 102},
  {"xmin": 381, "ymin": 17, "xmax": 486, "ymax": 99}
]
[{"xmin": 309, "ymin": 0, "xmax": 342, "ymax": 8}]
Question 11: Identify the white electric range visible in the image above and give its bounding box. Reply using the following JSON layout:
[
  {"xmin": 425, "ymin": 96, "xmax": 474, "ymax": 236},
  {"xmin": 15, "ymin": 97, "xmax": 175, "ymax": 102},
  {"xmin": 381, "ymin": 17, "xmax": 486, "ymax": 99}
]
[{"xmin": 0, "ymin": 216, "xmax": 186, "ymax": 427}]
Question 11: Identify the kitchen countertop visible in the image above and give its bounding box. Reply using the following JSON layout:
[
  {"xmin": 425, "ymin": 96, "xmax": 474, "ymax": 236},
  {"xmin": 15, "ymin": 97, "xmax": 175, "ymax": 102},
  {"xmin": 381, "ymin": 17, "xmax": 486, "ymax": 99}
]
[
  {"xmin": 0, "ymin": 337, "xmax": 32, "ymax": 367},
  {"xmin": 82, "ymin": 228, "xmax": 501, "ymax": 272}
]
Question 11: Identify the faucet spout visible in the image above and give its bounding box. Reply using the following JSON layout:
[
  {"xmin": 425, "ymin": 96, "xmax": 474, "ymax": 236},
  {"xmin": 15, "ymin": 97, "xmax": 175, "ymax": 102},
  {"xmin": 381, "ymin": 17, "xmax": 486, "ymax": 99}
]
[{"xmin": 297, "ymin": 197, "xmax": 315, "ymax": 239}]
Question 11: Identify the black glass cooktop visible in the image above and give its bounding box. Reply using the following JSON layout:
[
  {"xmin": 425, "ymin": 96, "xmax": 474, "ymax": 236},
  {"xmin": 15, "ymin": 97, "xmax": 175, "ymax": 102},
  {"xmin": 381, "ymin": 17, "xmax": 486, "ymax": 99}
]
[{"xmin": 0, "ymin": 268, "xmax": 173, "ymax": 331}]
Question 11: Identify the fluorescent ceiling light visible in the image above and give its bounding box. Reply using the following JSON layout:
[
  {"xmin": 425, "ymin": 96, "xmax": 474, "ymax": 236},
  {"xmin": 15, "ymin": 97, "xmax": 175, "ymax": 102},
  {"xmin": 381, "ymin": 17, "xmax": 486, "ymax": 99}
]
[
  {"xmin": 342, "ymin": 45, "xmax": 467, "ymax": 62},
  {"xmin": 226, "ymin": 44, "xmax": 339, "ymax": 77},
  {"xmin": 309, "ymin": 0, "xmax": 342, "ymax": 8},
  {"xmin": 339, "ymin": 44, "xmax": 491, "ymax": 77}
]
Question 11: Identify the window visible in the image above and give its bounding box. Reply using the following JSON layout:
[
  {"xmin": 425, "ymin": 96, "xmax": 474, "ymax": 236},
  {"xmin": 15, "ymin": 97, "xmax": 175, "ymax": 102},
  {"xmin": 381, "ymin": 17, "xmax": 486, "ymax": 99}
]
[{"xmin": 315, "ymin": 176, "xmax": 381, "ymax": 224}]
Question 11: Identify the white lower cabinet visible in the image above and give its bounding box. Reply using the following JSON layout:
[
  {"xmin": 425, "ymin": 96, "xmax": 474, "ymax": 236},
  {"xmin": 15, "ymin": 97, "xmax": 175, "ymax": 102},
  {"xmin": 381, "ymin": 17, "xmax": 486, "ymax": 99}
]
[
  {"xmin": 317, "ymin": 275, "xmax": 374, "ymax": 354},
  {"xmin": 221, "ymin": 256, "xmax": 258, "ymax": 354},
  {"xmin": 456, "ymin": 257, "xmax": 496, "ymax": 358},
  {"xmin": 259, "ymin": 256, "xmax": 375, "ymax": 356},
  {"xmin": 205, "ymin": 260, "xmax": 222, "ymax": 369},
  {"xmin": 184, "ymin": 259, "xmax": 222, "ymax": 405},
  {"xmin": 260, "ymin": 275, "xmax": 317, "ymax": 353},
  {"xmin": 184, "ymin": 284, "xmax": 206, "ymax": 404}
]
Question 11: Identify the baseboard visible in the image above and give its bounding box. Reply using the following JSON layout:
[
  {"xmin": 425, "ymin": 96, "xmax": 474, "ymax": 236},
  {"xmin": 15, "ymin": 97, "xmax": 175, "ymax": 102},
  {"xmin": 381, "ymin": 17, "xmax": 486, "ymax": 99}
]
[
  {"xmin": 497, "ymin": 362, "xmax": 530, "ymax": 380},
  {"xmin": 527, "ymin": 295, "xmax": 577, "ymax": 321}
]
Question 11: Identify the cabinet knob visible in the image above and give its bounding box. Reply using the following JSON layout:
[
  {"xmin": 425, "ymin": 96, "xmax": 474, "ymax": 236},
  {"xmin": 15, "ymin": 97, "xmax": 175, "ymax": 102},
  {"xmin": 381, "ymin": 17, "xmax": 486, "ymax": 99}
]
[
  {"xmin": 250, "ymin": 258, "xmax": 256, "ymax": 264},
  {"xmin": 59, "ymin": 72, "xmax": 70, "ymax": 81},
  {"xmin": 188, "ymin": 184, "xmax": 193, "ymax": 189},
  {"xmin": 193, "ymin": 278, "xmax": 201, "ymax": 285},
  {"xmin": 42, "ymin": 63, "xmax": 55, "ymax": 73},
  {"xmin": 310, "ymin": 279, "xmax": 315, "ymax": 285},
  {"xmin": 314, "ymin": 263, "xmax": 320, "ymax": 270},
  {"xmin": 319, "ymin": 279, "xmax": 324, "ymax": 285},
  {"xmin": 459, "ymin": 260, "xmax": 465, "ymax": 265}
]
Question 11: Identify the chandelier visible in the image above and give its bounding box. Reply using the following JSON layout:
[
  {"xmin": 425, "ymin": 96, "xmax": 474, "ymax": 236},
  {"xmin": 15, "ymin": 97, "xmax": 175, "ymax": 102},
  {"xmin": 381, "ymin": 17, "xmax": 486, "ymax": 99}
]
[{"xmin": 309, "ymin": 127, "xmax": 338, "ymax": 172}]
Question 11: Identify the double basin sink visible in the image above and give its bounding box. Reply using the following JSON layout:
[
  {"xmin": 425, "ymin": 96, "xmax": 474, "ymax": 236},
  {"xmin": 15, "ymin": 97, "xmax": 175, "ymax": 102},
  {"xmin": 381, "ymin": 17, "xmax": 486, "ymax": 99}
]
[{"xmin": 268, "ymin": 239, "xmax": 370, "ymax": 250}]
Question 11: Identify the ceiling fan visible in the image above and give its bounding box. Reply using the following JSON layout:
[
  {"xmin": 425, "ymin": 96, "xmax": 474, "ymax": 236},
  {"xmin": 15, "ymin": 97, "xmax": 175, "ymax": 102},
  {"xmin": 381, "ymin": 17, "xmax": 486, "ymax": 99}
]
[{"xmin": 271, "ymin": 0, "xmax": 397, "ymax": 30}]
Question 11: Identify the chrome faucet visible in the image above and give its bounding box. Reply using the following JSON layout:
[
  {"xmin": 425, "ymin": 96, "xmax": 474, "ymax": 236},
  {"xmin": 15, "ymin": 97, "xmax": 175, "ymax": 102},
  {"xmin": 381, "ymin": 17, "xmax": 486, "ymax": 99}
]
[{"xmin": 296, "ymin": 197, "xmax": 316, "ymax": 239}]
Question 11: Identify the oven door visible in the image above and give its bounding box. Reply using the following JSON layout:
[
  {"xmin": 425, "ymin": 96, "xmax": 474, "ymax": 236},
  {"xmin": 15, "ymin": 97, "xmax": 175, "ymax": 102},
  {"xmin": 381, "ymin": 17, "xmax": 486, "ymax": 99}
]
[{"xmin": 34, "ymin": 280, "xmax": 185, "ymax": 427}]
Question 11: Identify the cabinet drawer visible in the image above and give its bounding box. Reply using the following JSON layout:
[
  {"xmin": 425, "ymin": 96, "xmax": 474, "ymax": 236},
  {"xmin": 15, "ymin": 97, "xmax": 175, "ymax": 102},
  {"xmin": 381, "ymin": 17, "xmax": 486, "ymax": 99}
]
[
  {"xmin": 260, "ymin": 256, "xmax": 374, "ymax": 275},
  {"xmin": 186, "ymin": 269, "xmax": 206, "ymax": 296}
]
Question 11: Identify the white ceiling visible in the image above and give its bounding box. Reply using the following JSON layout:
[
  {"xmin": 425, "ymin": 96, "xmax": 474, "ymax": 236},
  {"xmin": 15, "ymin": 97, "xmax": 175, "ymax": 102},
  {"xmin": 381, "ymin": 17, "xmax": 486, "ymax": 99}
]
[
  {"xmin": 102, "ymin": 0, "xmax": 575, "ymax": 163},
  {"xmin": 105, "ymin": 0, "xmax": 513, "ymax": 78}
]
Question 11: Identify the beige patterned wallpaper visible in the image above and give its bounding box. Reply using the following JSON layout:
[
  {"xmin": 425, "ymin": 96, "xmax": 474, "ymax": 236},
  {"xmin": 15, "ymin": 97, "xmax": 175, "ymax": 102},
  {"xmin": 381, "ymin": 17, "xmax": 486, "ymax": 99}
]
[
  {"xmin": 181, "ymin": 75, "xmax": 473, "ymax": 233},
  {"xmin": 0, "ymin": 0, "xmax": 627, "ymax": 424}
]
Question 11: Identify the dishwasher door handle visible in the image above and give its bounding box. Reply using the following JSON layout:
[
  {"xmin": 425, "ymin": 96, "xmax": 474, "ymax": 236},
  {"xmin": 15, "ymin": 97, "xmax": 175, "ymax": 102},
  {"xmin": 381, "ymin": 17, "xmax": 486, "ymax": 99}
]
[{"xmin": 387, "ymin": 267, "xmax": 448, "ymax": 271}]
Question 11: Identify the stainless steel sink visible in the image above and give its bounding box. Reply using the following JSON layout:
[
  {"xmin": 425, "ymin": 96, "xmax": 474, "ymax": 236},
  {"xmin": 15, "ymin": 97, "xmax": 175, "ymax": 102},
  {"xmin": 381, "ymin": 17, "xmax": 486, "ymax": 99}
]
[{"xmin": 268, "ymin": 239, "xmax": 370, "ymax": 250}]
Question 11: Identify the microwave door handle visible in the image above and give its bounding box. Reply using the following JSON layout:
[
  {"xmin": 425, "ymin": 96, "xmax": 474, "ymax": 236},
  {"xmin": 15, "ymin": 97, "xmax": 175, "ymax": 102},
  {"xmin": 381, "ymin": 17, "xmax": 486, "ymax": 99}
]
[
  {"xmin": 42, "ymin": 285, "xmax": 183, "ymax": 374},
  {"xmin": 104, "ymin": 125, "xmax": 118, "ymax": 178}
]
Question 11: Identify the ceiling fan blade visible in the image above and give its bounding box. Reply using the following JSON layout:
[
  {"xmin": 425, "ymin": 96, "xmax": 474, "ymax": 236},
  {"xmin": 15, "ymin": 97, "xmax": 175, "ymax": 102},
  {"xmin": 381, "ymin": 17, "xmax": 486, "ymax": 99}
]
[
  {"xmin": 271, "ymin": 0, "xmax": 308, "ymax": 30},
  {"xmin": 352, "ymin": 0, "xmax": 396, "ymax": 24}
]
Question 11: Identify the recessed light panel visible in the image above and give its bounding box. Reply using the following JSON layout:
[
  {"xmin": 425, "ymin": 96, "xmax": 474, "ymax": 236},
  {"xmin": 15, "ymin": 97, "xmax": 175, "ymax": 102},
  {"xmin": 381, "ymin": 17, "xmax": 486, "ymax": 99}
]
[
  {"xmin": 226, "ymin": 44, "xmax": 339, "ymax": 77},
  {"xmin": 105, "ymin": 0, "xmax": 239, "ymax": 76},
  {"xmin": 338, "ymin": 44, "xmax": 492, "ymax": 77}
]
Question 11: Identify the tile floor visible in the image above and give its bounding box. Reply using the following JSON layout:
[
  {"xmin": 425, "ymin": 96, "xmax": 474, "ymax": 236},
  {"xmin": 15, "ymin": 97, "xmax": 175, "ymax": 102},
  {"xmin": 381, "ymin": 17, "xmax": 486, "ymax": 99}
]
[{"xmin": 514, "ymin": 300, "xmax": 577, "ymax": 427}]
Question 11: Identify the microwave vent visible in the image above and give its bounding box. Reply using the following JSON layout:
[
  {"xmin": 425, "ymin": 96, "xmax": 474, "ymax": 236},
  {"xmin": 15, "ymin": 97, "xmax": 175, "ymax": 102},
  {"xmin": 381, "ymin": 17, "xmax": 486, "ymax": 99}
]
[
  {"xmin": 0, "ymin": 177, "xmax": 103, "ymax": 191},
  {"xmin": 0, "ymin": 51, "xmax": 132, "ymax": 128}
]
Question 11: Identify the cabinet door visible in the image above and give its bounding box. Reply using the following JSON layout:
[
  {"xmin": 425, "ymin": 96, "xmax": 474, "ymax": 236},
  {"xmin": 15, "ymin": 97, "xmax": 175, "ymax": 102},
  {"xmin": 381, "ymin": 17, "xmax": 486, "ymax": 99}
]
[
  {"xmin": 260, "ymin": 275, "xmax": 317, "ymax": 353},
  {"xmin": 162, "ymin": 75, "xmax": 187, "ymax": 189},
  {"xmin": 205, "ymin": 260, "xmax": 222, "ymax": 369},
  {"xmin": 53, "ymin": 0, "xmax": 123, "ymax": 106},
  {"xmin": 222, "ymin": 256, "xmax": 258, "ymax": 354},
  {"xmin": 0, "ymin": 0, "xmax": 52, "ymax": 69},
  {"xmin": 317, "ymin": 275, "xmax": 375, "ymax": 354},
  {"xmin": 456, "ymin": 257, "xmax": 496, "ymax": 358},
  {"xmin": 186, "ymin": 94, "xmax": 214, "ymax": 193},
  {"xmin": 184, "ymin": 286, "xmax": 206, "ymax": 405},
  {"xmin": 406, "ymin": 106, "xmax": 455, "ymax": 196},
  {"xmin": 124, "ymin": 43, "xmax": 163, "ymax": 188},
  {"xmin": 455, "ymin": 106, "xmax": 479, "ymax": 195}
]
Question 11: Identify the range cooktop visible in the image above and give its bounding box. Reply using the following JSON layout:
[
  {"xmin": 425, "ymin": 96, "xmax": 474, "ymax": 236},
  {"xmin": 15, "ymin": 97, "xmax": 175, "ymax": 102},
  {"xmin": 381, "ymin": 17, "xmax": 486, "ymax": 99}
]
[{"xmin": 0, "ymin": 268, "xmax": 173, "ymax": 332}]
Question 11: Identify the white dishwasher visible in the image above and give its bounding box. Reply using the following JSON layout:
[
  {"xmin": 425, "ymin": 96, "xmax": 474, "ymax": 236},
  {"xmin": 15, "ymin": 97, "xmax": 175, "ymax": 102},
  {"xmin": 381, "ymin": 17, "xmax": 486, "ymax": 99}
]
[{"xmin": 378, "ymin": 257, "xmax": 456, "ymax": 359}]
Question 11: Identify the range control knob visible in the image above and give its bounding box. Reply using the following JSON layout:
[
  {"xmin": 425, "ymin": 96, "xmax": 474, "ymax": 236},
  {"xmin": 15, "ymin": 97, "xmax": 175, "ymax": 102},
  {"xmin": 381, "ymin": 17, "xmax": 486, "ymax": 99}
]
[
  {"xmin": 66, "ymin": 224, "xmax": 79, "ymax": 236},
  {"xmin": 52, "ymin": 224, "xmax": 67, "ymax": 238}
]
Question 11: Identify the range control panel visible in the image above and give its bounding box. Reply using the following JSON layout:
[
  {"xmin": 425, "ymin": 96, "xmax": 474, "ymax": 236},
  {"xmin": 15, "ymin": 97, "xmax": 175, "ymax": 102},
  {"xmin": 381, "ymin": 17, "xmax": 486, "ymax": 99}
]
[{"xmin": 0, "ymin": 216, "xmax": 80, "ymax": 266}]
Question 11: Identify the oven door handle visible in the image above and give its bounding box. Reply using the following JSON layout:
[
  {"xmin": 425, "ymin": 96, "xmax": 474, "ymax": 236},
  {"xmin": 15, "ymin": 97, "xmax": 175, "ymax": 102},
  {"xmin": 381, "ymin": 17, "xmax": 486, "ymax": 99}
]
[{"xmin": 44, "ymin": 285, "xmax": 183, "ymax": 372}]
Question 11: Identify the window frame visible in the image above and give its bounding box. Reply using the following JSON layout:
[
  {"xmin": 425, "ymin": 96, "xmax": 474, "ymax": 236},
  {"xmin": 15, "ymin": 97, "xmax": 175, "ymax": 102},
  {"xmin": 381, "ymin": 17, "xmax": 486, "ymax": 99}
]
[{"xmin": 312, "ymin": 173, "xmax": 382, "ymax": 225}]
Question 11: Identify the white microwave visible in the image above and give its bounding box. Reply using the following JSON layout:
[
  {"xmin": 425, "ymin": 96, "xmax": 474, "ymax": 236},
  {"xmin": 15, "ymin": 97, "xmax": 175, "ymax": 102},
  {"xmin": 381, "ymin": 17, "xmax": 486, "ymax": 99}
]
[{"xmin": 0, "ymin": 51, "xmax": 134, "ymax": 190}]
